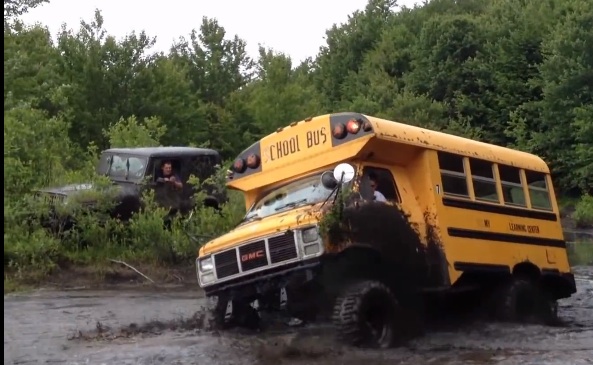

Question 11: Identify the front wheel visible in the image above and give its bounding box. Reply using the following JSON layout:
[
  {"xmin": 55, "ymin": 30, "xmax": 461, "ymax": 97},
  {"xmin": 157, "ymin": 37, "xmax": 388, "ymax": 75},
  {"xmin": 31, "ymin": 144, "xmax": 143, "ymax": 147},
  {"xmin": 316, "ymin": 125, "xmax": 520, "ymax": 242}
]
[
  {"xmin": 208, "ymin": 295, "xmax": 261, "ymax": 331},
  {"xmin": 332, "ymin": 280, "xmax": 401, "ymax": 348}
]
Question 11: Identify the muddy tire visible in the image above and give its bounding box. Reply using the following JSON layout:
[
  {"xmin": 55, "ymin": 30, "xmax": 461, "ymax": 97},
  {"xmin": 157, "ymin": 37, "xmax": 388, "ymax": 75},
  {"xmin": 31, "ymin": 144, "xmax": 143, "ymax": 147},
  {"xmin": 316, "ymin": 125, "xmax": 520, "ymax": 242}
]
[
  {"xmin": 493, "ymin": 277, "xmax": 559, "ymax": 324},
  {"xmin": 332, "ymin": 280, "xmax": 401, "ymax": 348},
  {"xmin": 209, "ymin": 296, "xmax": 261, "ymax": 331}
]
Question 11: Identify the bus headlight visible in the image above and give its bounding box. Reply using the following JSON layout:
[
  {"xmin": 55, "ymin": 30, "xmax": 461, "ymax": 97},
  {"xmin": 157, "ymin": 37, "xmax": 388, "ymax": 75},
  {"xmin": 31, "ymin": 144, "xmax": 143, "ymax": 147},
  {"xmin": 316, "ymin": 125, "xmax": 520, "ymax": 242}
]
[
  {"xmin": 198, "ymin": 256, "xmax": 214, "ymax": 273},
  {"xmin": 303, "ymin": 243, "xmax": 320, "ymax": 256},
  {"xmin": 302, "ymin": 227, "xmax": 322, "ymax": 256},
  {"xmin": 302, "ymin": 227, "xmax": 318, "ymax": 243},
  {"xmin": 200, "ymin": 272, "xmax": 216, "ymax": 285}
]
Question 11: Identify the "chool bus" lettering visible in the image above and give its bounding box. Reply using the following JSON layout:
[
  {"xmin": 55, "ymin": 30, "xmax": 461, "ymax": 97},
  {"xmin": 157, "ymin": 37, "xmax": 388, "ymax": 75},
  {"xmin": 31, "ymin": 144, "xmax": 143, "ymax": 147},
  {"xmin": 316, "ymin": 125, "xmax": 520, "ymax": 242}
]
[{"xmin": 264, "ymin": 127, "xmax": 328, "ymax": 162}]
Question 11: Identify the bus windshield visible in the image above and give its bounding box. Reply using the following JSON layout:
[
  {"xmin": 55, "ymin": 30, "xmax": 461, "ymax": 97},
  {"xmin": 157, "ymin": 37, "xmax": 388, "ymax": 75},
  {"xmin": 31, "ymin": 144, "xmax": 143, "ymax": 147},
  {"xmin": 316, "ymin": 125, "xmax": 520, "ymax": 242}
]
[{"xmin": 243, "ymin": 174, "xmax": 334, "ymax": 221}]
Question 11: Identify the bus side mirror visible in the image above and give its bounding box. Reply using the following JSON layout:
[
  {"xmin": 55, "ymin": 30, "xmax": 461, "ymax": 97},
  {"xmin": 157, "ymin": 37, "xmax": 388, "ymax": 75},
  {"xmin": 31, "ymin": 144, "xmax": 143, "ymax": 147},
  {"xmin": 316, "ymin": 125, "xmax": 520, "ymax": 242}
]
[
  {"xmin": 333, "ymin": 163, "xmax": 355, "ymax": 184},
  {"xmin": 320, "ymin": 163, "xmax": 356, "ymax": 189},
  {"xmin": 321, "ymin": 171, "xmax": 338, "ymax": 189}
]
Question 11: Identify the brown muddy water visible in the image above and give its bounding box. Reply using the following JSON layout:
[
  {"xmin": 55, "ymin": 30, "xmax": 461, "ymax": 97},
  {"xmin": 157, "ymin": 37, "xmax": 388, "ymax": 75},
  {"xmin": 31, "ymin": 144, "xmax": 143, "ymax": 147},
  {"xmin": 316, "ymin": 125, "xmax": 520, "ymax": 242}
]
[{"xmin": 4, "ymin": 266, "xmax": 593, "ymax": 365}]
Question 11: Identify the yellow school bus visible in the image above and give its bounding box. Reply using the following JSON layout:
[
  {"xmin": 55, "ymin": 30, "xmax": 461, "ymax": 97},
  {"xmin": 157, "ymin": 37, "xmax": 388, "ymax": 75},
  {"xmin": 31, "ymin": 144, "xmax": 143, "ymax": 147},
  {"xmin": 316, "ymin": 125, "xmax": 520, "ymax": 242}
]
[{"xmin": 196, "ymin": 112, "xmax": 576, "ymax": 347}]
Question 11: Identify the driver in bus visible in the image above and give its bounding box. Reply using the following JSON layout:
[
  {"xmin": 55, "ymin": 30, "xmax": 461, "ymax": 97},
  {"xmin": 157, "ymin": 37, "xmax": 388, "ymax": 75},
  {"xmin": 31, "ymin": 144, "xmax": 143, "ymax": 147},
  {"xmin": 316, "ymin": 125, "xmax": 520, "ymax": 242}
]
[{"xmin": 369, "ymin": 172, "xmax": 387, "ymax": 202}]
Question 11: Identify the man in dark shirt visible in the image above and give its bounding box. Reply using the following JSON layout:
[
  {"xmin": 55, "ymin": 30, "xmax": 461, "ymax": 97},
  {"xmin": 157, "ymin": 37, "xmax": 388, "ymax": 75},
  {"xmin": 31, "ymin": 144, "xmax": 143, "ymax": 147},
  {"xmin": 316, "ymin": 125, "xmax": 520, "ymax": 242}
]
[
  {"xmin": 155, "ymin": 161, "xmax": 184, "ymax": 230},
  {"xmin": 158, "ymin": 161, "xmax": 183, "ymax": 190}
]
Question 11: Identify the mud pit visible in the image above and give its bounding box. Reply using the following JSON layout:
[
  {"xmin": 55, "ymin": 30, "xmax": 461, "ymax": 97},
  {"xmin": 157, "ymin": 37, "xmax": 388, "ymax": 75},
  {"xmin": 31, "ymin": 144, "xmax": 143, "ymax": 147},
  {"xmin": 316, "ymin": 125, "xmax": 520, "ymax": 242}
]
[{"xmin": 5, "ymin": 266, "xmax": 593, "ymax": 365}]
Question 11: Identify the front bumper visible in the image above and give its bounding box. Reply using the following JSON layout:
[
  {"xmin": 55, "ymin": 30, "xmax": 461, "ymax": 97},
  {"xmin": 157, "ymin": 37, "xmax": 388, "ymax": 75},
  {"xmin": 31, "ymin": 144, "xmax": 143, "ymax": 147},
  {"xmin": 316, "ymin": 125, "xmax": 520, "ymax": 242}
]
[
  {"xmin": 197, "ymin": 226, "xmax": 323, "ymax": 287},
  {"xmin": 202, "ymin": 257, "xmax": 322, "ymax": 299}
]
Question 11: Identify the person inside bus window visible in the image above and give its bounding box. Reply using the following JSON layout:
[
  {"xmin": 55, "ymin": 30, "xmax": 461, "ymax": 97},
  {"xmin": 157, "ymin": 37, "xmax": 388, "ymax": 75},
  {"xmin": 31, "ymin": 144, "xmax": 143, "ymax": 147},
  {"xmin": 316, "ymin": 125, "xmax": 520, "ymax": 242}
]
[{"xmin": 369, "ymin": 172, "xmax": 387, "ymax": 202}]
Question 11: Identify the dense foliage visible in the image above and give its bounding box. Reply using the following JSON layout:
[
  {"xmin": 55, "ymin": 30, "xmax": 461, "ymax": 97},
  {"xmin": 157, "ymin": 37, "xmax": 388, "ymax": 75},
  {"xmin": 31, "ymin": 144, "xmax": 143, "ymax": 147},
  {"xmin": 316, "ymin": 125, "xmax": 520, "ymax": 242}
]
[{"xmin": 4, "ymin": 0, "xmax": 592, "ymax": 280}]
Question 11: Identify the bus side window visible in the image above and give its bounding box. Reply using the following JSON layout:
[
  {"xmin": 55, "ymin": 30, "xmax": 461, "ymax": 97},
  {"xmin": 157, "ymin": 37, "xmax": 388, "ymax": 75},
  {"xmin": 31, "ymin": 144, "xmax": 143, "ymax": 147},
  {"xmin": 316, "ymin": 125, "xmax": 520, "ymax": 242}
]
[
  {"xmin": 525, "ymin": 170, "xmax": 552, "ymax": 210},
  {"xmin": 498, "ymin": 164, "xmax": 526, "ymax": 207},
  {"xmin": 469, "ymin": 158, "xmax": 498, "ymax": 203},
  {"xmin": 362, "ymin": 166, "xmax": 401, "ymax": 203},
  {"xmin": 438, "ymin": 152, "xmax": 469, "ymax": 198}
]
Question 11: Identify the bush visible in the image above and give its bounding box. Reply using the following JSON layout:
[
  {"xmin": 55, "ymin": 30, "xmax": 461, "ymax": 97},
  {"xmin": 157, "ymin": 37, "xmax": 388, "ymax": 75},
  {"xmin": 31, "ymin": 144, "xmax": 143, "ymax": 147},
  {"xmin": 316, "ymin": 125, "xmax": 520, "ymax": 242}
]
[
  {"xmin": 568, "ymin": 242, "xmax": 593, "ymax": 266},
  {"xmin": 4, "ymin": 224, "xmax": 62, "ymax": 277},
  {"xmin": 3, "ymin": 114, "xmax": 247, "ymax": 283},
  {"xmin": 573, "ymin": 194, "xmax": 593, "ymax": 228},
  {"xmin": 3, "ymin": 164, "xmax": 246, "ymax": 278}
]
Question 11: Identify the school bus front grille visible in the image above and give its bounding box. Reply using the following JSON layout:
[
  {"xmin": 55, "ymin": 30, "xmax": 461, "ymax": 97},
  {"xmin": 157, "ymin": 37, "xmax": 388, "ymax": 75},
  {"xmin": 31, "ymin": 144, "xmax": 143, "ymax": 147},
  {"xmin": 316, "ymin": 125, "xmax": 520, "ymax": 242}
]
[
  {"xmin": 239, "ymin": 240, "xmax": 267, "ymax": 271},
  {"xmin": 213, "ymin": 232, "xmax": 299, "ymax": 279},
  {"xmin": 269, "ymin": 233, "xmax": 298, "ymax": 263},
  {"xmin": 213, "ymin": 249, "xmax": 240, "ymax": 279}
]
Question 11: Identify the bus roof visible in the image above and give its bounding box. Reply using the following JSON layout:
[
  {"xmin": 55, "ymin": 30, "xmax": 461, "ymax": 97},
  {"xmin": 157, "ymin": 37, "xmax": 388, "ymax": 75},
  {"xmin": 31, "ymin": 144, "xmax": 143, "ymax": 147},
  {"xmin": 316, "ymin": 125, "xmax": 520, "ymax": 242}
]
[
  {"xmin": 367, "ymin": 115, "xmax": 549, "ymax": 173},
  {"xmin": 226, "ymin": 112, "xmax": 550, "ymax": 191}
]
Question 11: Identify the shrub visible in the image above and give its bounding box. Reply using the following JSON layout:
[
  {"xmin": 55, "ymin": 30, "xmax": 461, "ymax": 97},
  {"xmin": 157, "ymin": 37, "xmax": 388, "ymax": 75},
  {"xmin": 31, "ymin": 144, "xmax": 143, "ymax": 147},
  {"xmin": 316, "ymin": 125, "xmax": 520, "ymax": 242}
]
[
  {"xmin": 4, "ymin": 172, "xmax": 246, "ymax": 276},
  {"xmin": 573, "ymin": 194, "xmax": 593, "ymax": 228},
  {"xmin": 568, "ymin": 241, "xmax": 593, "ymax": 266},
  {"xmin": 3, "ymin": 112, "xmax": 249, "ymax": 285}
]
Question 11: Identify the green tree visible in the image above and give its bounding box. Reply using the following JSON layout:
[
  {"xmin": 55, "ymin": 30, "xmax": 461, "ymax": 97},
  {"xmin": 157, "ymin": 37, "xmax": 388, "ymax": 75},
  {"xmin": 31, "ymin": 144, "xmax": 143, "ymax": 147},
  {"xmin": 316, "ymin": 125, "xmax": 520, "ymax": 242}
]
[
  {"xmin": 55, "ymin": 10, "xmax": 157, "ymax": 149},
  {"xmin": 4, "ymin": 103, "xmax": 74, "ymax": 196},
  {"xmin": 4, "ymin": 0, "xmax": 48, "ymax": 21},
  {"xmin": 4, "ymin": 21, "xmax": 63, "ymax": 113},
  {"xmin": 534, "ymin": 0, "xmax": 593, "ymax": 193},
  {"xmin": 169, "ymin": 17, "xmax": 254, "ymax": 157},
  {"xmin": 245, "ymin": 47, "xmax": 323, "ymax": 133},
  {"xmin": 103, "ymin": 115, "xmax": 166, "ymax": 148},
  {"xmin": 314, "ymin": 0, "xmax": 395, "ymax": 109},
  {"xmin": 130, "ymin": 55, "xmax": 202, "ymax": 147}
]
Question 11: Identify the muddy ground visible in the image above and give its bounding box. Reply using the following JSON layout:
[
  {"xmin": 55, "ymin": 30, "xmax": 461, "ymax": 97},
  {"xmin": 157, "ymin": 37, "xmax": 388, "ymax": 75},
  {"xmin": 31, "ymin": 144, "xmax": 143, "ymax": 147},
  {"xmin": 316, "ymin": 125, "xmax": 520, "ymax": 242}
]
[{"xmin": 4, "ymin": 266, "xmax": 593, "ymax": 365}]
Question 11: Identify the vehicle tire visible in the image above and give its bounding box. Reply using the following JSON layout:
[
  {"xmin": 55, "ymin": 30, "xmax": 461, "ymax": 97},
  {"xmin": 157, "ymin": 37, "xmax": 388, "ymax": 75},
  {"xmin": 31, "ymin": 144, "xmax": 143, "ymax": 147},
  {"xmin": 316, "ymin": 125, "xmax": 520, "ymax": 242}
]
[
  {"xmin": 538, "ymin": 291, "xmax": 560, "ymax": 326},
  {"xmin": 332, "ymin": 280, "xmax": 401, "ymax": 348},
  {"xmin": 209, "ymin": 295, "xmax": 261, "ymax": 331},
  {"xmin": 493, "ymin": 277, "xmax": 559, "ymax": 324}
]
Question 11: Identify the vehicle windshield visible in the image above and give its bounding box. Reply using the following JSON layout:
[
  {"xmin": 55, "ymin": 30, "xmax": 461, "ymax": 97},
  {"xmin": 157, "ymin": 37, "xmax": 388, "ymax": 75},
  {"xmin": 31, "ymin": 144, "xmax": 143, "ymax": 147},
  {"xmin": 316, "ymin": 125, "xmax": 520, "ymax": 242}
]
[
  {"xmin": 98, "ymin": 154, "xmax": 148, "ymax": 181},
  {"xmin": 243, "ymin": 173, "xmax": 335, "ymax": 221}
]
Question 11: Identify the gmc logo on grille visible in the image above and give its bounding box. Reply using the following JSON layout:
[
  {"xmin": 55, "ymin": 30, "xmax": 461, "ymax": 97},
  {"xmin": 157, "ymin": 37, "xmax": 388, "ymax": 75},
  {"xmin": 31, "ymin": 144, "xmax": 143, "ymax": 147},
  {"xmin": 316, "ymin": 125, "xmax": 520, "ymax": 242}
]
[{"xmin": 241, "ymin": 250, "xmax": 265, "ymax": 262}]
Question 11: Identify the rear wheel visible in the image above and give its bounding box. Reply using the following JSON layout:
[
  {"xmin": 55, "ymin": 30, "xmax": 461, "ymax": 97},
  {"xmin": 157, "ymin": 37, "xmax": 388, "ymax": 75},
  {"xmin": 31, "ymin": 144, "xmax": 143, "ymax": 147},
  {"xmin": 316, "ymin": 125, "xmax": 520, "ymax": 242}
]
[
  {"xmin": 332, "ymin": 280, "xmax": 401, "ymax": 348},
  {"xmin": 492, "ymin": 276, "xmax": 559, "ymax": 325}
]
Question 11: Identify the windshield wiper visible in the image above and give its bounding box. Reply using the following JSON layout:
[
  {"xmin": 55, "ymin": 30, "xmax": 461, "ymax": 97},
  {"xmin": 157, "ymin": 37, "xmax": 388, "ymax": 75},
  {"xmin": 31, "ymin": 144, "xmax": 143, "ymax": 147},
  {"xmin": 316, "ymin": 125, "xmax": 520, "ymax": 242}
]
[
  {"xmin": 124, "ymin": 158, "xmax": 131, "ymax": 180},
  {"xmin": 275, "ymin": 199, "xmax": 308, "ymax": 211}
]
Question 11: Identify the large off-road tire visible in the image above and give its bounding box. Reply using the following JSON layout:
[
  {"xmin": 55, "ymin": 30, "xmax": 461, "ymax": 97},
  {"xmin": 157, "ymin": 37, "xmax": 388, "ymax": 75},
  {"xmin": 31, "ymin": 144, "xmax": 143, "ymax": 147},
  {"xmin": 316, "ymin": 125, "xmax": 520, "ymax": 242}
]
[
  {"xmin": 209, "ymin": 295, "xmax": 261, "ymax": 331},
  {"xmin": 332, "ymin": 280, "xmax": 402, "ymax": 348},
  {"xmin": 492, "ymin": 276, "xmax": 559, "ymax": 325}
]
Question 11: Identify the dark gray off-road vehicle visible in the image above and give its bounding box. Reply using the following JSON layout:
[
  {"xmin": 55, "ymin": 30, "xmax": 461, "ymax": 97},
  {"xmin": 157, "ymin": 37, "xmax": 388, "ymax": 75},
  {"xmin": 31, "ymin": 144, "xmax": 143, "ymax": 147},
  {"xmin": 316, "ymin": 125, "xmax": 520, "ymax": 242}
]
[{"xmin": 34, "ymin": 146, "xmax": 226, "ymax": 232}]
